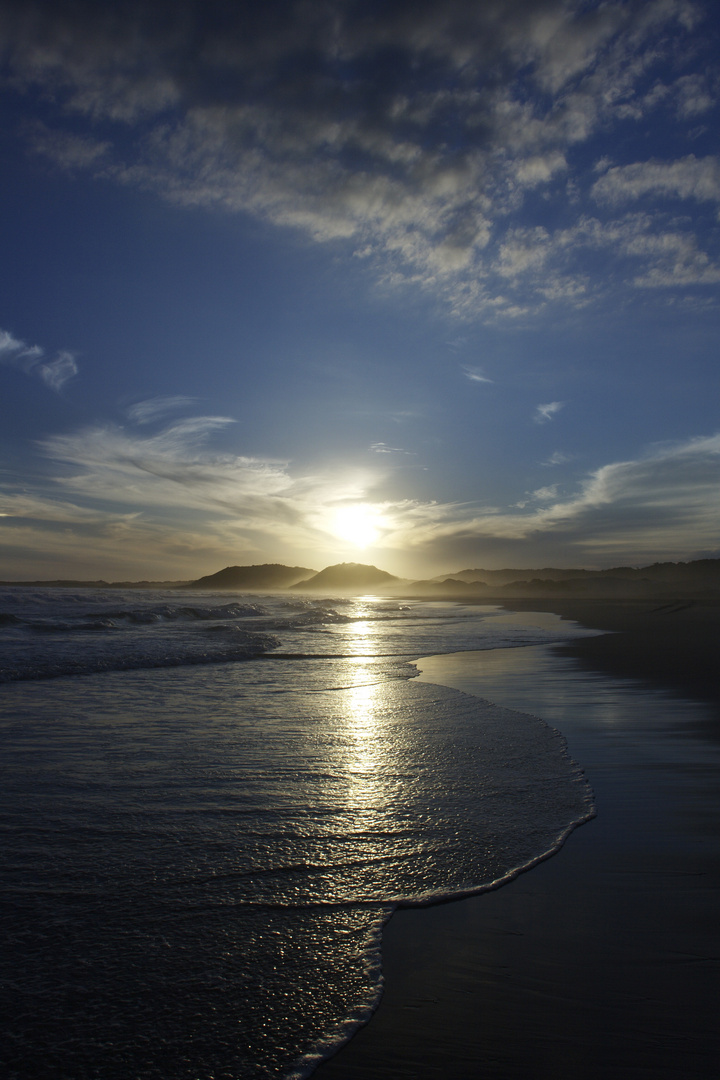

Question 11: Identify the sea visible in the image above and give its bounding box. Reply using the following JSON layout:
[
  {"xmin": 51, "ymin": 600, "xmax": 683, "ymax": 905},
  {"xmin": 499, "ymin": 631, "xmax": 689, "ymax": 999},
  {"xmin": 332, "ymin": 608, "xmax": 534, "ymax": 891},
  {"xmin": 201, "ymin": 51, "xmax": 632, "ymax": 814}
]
[{"xmin": 0, "ymin": 586, "xmax": 600, "ymax": 1080}]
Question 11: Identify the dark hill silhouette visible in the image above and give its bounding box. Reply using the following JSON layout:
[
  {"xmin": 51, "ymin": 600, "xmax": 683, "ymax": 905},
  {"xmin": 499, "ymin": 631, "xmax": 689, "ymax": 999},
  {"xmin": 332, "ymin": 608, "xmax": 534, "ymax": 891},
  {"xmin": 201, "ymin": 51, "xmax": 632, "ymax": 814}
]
[
  {"xmin": 292, "ymin": 562, "xmax": 402, "ymax": 591},
  {"xmin": 5, "ymin": 558, "xmax": 718, "ymax": 597},
  {"xmin": 411, "ymin": 559, "xmax": 720, "ymax": 599},
  {"xmin": 433, "ymin": 567, "xmax": 595, "ymax": 585},
  {"xmin": 185, "ymin": 564, "xmax": 315, "ymax": 591},
  {"xmin": 431, "ymin": 560, "xmax": 720, "ymax": 588},
  {"xmin": 0, "ymin": 578, "xmax": 190, "ymax": 588}
]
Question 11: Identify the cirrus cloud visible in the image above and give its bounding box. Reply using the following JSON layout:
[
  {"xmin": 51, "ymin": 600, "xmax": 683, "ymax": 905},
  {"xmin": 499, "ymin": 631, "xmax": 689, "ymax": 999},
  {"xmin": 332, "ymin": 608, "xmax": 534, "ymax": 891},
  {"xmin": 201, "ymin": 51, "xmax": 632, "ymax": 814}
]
[
  {"xmin": 2, "ymin": 406, "xmax": 717, "ymax": 578},
  {"xmin": 375, "ymin": 433, "xmax": 720, "ymax": 566},
  {"xmin": 534, "ymin": 401, "xmax": 565, "ymax": 423},
  {"xmin": 0, "ymin": 327, "xmax": 78, "ymax": 391}
]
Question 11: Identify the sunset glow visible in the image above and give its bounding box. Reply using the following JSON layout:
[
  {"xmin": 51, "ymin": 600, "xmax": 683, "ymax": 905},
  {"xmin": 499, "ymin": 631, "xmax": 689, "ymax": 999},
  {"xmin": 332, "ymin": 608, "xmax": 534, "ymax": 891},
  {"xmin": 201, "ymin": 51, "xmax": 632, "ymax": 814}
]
[
  {"xmin": 328, "ymin": 506, "xmax": 385, "ymax": 549},
  {"xmin": 0, "ymin": 0, "xmax": 718, "ymax": 580}
]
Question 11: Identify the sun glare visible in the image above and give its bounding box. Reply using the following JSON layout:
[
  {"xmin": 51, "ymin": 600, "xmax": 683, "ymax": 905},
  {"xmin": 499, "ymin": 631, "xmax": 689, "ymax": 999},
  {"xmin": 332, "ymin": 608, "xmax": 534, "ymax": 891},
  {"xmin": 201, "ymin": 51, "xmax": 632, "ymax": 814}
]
[{"xmin": 330, "ymin": 505, "xmax": 384, "ymax": 548}]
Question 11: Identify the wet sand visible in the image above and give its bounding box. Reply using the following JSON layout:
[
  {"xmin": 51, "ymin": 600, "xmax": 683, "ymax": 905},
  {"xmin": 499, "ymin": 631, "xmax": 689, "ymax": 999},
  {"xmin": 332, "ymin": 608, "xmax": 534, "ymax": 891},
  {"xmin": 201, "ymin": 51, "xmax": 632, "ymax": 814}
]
[
  {"xmin": 503, "ymin": 597, "xmax": 720, "ymax": 714},
  {"xmin": 316, "ymin": 600, "xmax": 720, "ymax": 1079}
]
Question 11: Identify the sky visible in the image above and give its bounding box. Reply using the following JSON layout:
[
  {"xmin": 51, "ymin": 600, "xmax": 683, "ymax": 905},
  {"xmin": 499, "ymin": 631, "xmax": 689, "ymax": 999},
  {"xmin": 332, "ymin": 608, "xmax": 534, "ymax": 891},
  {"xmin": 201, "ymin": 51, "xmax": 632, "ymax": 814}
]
[{"xmin": 0, "ymin": 0, "xmax": 719, "ymax": 581}]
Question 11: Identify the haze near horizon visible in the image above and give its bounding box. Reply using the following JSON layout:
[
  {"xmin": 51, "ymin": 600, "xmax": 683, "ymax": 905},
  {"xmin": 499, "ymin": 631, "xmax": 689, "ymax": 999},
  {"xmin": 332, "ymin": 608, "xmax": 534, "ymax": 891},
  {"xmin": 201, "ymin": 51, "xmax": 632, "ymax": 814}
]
[{"xmin": 1, "ymin": 0, "xmax": 719, "ymax": 581}]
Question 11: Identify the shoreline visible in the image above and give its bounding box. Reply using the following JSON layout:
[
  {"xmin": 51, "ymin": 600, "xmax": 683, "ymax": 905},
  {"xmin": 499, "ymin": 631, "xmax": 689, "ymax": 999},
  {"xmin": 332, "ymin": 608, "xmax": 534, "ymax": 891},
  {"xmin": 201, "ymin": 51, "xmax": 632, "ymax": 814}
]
[
  {"xmin": 315, "ymin": 598, "xmax": 720, "ymax": 1079},
  {"xmin": 410, "ymin": 595, "xmax": 720, "ymax": 711},
  {"xmin": 497, "ymin": 596, "xmax": 720, "ymax": 712}
]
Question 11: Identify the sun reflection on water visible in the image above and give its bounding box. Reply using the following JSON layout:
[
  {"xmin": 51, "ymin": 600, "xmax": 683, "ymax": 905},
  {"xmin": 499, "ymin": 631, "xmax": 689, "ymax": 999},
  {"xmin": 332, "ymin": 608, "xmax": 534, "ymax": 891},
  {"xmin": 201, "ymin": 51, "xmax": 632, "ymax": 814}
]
[
  {"xmin": 348, "ymin": 678, "xmax": 377, "ymax": 739},
  {"xmin": 346, "ymin": 620, "xmax": 373, "ymax": 654},
  {"xmin": 343, "ymin": 660, "xmax": 384, "ymax": 810}
]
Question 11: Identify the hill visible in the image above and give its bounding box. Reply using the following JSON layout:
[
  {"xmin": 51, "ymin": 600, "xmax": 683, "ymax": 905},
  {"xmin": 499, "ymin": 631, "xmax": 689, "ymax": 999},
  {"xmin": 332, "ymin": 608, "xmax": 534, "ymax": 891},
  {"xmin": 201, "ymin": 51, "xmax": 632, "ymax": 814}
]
[
  {"xmin": 292, "ymin": 562, "xmax": 402, "ymax": 591},
  {"xmin": 411, "ymin": 559, "xmax": 720, "ymax": 599},
  {"xmin": 185, "ymin": 564, "xmax": 315, "ymax": 591},
  {"xmin": 436, "ymin": 561, "xmax": 720, "ymax": 587},
  {"xmin": 432, "ymin": 567, "xmax": 596, "ymax": 585},
  {"xmin": 5, "ymin": 558, "xmax": 718, "ymax": 598},
  {"xmin": 0, "ymin": 579, "xmax": 191, "ymax": 589}
]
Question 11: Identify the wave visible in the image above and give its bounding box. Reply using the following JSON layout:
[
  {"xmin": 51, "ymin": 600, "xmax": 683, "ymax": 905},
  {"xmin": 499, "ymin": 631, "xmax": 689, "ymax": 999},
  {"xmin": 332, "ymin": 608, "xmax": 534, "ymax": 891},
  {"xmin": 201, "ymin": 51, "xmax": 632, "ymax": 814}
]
[
  {"xmin": 0, "ymin": 600, "xmax": 271, "ymax": 633},
  {"xmin": 0, "ymin": 588, "xmax": 599, "ymax": 686},
  {"xmin": 0, "ymin": 629, "xmax": 281, "ymax": 683}
]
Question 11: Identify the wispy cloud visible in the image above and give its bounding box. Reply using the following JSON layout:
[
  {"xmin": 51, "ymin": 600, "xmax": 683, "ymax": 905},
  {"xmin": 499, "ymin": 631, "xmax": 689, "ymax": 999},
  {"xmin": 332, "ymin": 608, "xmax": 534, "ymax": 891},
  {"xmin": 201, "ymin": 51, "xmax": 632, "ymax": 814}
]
[
  {"xmin": 389, "ymin": 409, "xmax": 424, "ymax": 423},
  {"xmin": 0, "ymin": 328, "xmax": 38, "ymax": 361},
  {"xmin": 37, "ymin": 352, "xmax": 78, "ymax": 391},
  {"xmin": 27, "ymin": 123, "xmax": 111, "ymax": 170},
  {"xmin": 36, "ymin": 416, "xmax": 373, "ymax": 549},
  {"xmin": 126, "ymin": 396, "xmax": 200, "ymax": 424},
  {"xmin": 674, "ymin": 74, "xmax": 714, "ymax": 119},
  {"xmin": 461, "ymin": 365, "xmax": 493, "ymax": 384},
  {"xmin": 369, "ymin": 442, "xmax": 413, "ymax": 455},
  {"xmin": 0, "ymin": 327, "xmax": 78, "ymax": 391},
  {"xmin": 3, "ymin": 418, "xmax": 718, "ymax": 575},
  {"xmin": 375, "ymin": 433, "xmax": 720, "ymax": 564},
  {"xmin": 534, "ymin": 401, "xmax": 565, "ymax": 423},
  {"xmin": 542, "ymin": 450, "xmax": 572, "ymax": 466},
  {"xmin": 529, "ymin": 485, "xmax": 559, "ymax": 502},
  {"xmin": 0, "ymin": 491, "xmax": 139, "ymax": 526}
]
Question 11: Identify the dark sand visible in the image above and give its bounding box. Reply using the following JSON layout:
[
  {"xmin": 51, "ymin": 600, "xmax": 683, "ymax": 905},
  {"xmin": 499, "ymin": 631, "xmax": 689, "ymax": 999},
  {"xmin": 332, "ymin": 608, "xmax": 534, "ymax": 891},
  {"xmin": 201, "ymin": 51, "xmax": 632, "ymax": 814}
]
[
  {"xmin": 503, "ymin": 597, "xmax": 720, "ymax": 714},
  {"xmin": 316, "ymin": 599, "xmax": 720, "ymax": 1079}
]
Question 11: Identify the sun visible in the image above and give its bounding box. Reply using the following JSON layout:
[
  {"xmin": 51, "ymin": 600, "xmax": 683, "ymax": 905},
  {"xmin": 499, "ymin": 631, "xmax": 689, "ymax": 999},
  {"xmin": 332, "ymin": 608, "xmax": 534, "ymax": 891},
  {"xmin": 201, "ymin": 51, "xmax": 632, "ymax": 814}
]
[{"xmin": 329, "ymin": 505, "xmax": 385, "ymax": 548}]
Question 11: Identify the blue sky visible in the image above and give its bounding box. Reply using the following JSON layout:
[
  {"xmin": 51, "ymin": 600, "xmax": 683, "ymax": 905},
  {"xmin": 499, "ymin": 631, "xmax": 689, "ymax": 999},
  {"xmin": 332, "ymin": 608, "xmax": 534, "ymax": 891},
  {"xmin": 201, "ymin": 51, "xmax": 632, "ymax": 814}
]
[{"xmin": 1, "ymin": 0, "xmax": 719, "ymax": 580}]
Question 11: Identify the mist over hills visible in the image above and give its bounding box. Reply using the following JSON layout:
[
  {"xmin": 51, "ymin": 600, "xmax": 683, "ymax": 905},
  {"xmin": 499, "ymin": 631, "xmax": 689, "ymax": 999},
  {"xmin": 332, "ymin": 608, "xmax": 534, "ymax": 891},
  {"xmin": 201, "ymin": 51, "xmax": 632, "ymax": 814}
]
[
  {"xmin": 167, "ymin": 557, "xmax": 720, "ymax": 598},
  {"xmin": 433, "ymin": 567, "xmax": 598, "ymax": 585},
  {"xmin": 182, "ymin": 562, "xmax": 401, "ymax": 592},
  {"xmin": 184, "ymin": 564, "xmax": 315, "ymax": 590},
  {"xmin": 411, "ymin": 559, "xmax": 720, "ymax": 599},
  {"xmin": 3, "ymin": 559, "xmax": 719, "ymax": 599},
  {"xmin": 431, "ymin": 561, "xmax": 720, "ymax": 587},
  {"xmin": 290, "ymin": 563, "xmax": 402, "ymax": 591}
]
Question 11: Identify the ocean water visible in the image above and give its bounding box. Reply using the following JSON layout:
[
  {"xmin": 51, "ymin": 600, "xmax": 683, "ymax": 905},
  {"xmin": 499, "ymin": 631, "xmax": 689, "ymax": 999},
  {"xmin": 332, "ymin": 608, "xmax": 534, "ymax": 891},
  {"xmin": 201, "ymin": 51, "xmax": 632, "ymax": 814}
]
[{"xmin": 0, "ymin": 588, "xmax": 598, "ymax": 1079}]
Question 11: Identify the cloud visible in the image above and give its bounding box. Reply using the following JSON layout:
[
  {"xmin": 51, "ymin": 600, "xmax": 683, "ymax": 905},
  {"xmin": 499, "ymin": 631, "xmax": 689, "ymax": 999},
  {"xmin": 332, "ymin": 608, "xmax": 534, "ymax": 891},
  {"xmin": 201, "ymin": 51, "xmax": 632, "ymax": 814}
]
[
  {"xmin": 570, "ymin": 213, "xmax": 720, "ymax": 286},
  {"xmin": 628, "ymin": 233, "xmax": 720, "ymax": 287},
  {"xmin": 389, "ymin": 409, "xmax": 424, "ymax": 423},
  {"xmin": 674, "ymin": 74, "xmax": 715, "ymax": 118},
  {"xmin": 461, "ymin": 365, "xmax": 493, "ymax": 383},
  {"xmin": 534, "ymin": 401, "xmax": 565, "ymax": 423},
  {"xmin": 0, "ymin": 327, "xmax": 78, "ymax": 390},
  {"xmin": 0, "ymin": 327, "xmax": 43, "ymax": 368},
  {"xmin": 36, "ymin": 416, "xmax": 377, "ymax": 551},
  {"xmin": 37, "ymin": 351, "xmax": 78, "ymax": 391},
  {"xmin": 376, "ymin": 432, "xmax": 720, "ymax": 564},
  {"xmin": 27, "ymin": 123, "xmax": 111, "ymax": 169},
  {"xmin": 523, "ymin": 212, "xmax": 720, "ymax": 293},
  {"xmin": 497, "ymin": 227, "xmax": 551, "ymax": 278},
  {"xmin": 592, "ymin": 155, "xmax": 720, "ymax": 207},
  {"xmin": 542, "ymin": 450, "xmax": 572, "ymax": 466},
  {"xmin": 3, "ymin": 412, "xmax": 718, "ymax": 575},
  {"xmin": 126, "ymin": 396, "xmax": 199, "ymax": 424},
  {"xmin": 0, "ymin": 409, "xmax": 410, "ymax": 575},
  {"xmin": 369, "ymin": 442, "xmax": 413, "ymax": 455},
  {"xmin": 0, "ymin": 490, "xmax": 138, "ymax": 525},
  {"xmin": 2, "ymin": 0, "xmax": 712, "ymax": 317},
  {"xmin": 529, "ymin": 485, "xmax": 558, "ymax": 501}
]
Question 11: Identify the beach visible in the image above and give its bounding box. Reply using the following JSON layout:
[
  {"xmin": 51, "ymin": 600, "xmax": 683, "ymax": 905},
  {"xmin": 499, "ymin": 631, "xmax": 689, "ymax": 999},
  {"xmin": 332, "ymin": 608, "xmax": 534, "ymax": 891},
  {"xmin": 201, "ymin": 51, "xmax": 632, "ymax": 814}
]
[
  {"xmin": 2, "ymin": 590, "xmax": 718, "ymax": 1077},
  {"xmin": 317, "ymin": 599, "xmax": 720, "ymax": 1079},
  {"xmin": 503, "ymin": 597, "xmax": 720, "ymax": 715}
]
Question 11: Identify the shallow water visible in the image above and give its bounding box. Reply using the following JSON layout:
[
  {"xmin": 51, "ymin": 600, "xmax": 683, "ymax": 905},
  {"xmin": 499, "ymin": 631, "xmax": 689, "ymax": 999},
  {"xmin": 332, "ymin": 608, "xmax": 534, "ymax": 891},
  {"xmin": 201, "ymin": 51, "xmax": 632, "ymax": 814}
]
[
  {"xmin": 316, "ymin": 642, "xmax": 720, "ymax": 1079},
  {"xmin": 0, "ymin": 590, "xmax": 598, "ymax": 1078}
]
